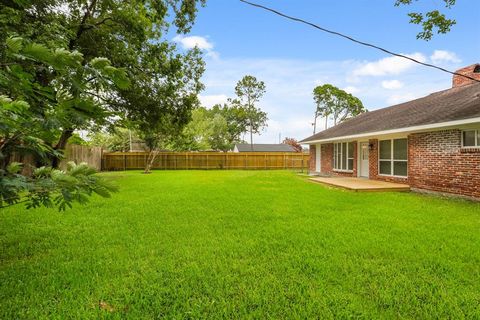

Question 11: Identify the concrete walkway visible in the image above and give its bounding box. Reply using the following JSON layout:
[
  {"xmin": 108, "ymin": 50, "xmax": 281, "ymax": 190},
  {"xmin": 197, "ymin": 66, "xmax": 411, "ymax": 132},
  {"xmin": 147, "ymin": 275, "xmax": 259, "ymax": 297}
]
[{"xmin": 309, "ymin": 176, "xmax": 410, "ymax": 192}]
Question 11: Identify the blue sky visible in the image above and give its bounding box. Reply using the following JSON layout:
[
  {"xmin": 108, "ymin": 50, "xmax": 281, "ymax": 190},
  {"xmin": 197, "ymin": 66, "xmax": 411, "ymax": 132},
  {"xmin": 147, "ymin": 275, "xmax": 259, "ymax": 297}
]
[{"xmin": 173, "ymin": 0, "xmax": 480, "ymax": 143}]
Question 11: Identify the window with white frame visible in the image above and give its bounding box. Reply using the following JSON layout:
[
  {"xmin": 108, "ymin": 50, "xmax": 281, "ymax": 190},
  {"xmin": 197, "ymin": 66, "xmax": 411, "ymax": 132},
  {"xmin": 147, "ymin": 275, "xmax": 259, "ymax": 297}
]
[
  {"xmin": 333, "ymin": 142, "xmax": 354, "ymax": 171},
  {"xmin": 379, "ymin": 138, "xmax": 408, "ymax": 177},
  {"xmin": 462, "ymin": 130, "xmax": 480, "ymax": 147}
]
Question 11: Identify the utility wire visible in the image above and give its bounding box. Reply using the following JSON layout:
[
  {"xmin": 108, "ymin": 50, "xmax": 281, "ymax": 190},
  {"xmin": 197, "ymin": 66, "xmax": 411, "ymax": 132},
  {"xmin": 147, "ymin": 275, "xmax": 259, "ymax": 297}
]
[{"xmin": 239, "ymin": 0, "xmax": 480, "ymax": 83}]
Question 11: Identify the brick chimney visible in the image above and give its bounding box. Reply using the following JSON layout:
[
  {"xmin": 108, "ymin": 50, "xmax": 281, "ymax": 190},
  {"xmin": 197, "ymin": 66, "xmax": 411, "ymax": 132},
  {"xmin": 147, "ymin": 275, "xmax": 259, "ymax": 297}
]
[{"xmin": 452, "ymin": 64, "xmax": 480, "ymax": 87}]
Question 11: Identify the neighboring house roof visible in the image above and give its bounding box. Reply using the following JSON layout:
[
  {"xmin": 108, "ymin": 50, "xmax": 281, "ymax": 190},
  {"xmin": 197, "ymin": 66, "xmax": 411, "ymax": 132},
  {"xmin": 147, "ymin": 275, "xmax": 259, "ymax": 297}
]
[
  {"xmin": 234, "ymin": 143, "xmax": 297, "ymax": 152},
  {"xmin": 301, "ymin": 82, "xmax": 480, "ymax": 143}
]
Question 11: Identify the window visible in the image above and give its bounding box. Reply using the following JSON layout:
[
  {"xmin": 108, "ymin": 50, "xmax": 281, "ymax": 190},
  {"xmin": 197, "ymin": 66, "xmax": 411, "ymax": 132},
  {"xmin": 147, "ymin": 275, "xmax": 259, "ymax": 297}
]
[
  {"xmin": 462, "ymin": 130, "xmax": 480, "ymax": 147},
  {"xmin": 379, "ymin": 138, "xmax": 408, "ymax": 177},
  {"xmin": 333, "ymin": 142, "xmax": 354, "ymax": 171}
]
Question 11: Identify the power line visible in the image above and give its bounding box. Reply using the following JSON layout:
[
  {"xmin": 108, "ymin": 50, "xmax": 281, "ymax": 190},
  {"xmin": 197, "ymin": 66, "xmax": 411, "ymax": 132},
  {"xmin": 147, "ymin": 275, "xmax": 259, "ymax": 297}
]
[{"xmin": 239, "ymin": 0, "xmax": 480, "ymax": 83}]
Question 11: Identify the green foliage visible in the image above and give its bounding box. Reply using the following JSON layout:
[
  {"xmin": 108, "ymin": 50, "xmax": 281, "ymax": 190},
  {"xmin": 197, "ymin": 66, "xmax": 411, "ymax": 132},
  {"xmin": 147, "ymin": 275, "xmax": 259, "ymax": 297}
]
[
  {"xmin": 67, "ymin": 133, "xmax": 88, "ymax": 146},
  {"xmin": 0, "ymin": 59, "xmax": 120, "ymax": 210},
  {"xmin": 87, "ymin": 128, "xmax": 137, "ymax": 152},
  {"xmin": 0, "ymin": 0, "xmax": 206, "ymax": 166},
  {"xmin": 0, "ymin": 162, "xmax": 117, "ymax": 211},
  {"xmin": 395, "ymin": 0, "xmax": 456, "ymax": 40},
  {"xmin": 170, "ymin": 107, "xmax": 233, "ymax": 151},
  {"xmin": 313, "ymin": 84, "xmax": 366, "ymax": 130},
  {"xmin": 1, "ymin": 170, "xmax": 479, "ymax": 318}
]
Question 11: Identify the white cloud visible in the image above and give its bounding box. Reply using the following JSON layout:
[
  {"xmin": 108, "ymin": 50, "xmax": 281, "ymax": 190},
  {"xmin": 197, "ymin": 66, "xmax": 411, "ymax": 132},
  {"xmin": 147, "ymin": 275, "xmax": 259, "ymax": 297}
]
[
  {"xmin": 173, "ymin": 35, "xmax": 213, "ymax": 50},
  {"xmin": 173, "ymin": 35, "xmax": 219, "ymax": 60},
  {"xmin": 352, "ymin": 53, "xmax": 427, "ymax": 77},
  {"xmin": 430, "ymin": 50, "xmax": 461, "ymax": 64},
  {"xmin": 381, "ymin": 80, "xmax": 404, "ymax": 90},
  {"xmin": 199, "ymin": 94, "xmax": 229, "ymax": 108},
  {"xmin": 343, "ymin": 86, "xmax": 360, "ymax": 94}
]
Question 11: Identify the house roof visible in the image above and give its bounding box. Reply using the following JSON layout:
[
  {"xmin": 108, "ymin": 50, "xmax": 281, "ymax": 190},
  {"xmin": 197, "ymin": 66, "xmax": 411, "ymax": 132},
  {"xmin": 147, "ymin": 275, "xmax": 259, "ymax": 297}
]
[
  {"xmin": 301, "ymin": 82, "xmax": 480, "ymax": 143},
  {"xmin": 234, "ymin": 143, "xmax": 297, "ymax": 152}
]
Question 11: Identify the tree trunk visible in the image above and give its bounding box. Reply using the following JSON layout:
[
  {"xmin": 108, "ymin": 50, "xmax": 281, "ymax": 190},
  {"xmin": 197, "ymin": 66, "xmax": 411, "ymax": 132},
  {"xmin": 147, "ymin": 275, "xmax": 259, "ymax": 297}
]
[
  {"xmin": 51, "ymin": 129, "xmax": 74, "ymax": 168},
  {"xmin": 144, "ymin": 150, "xmax": 159, "ymax": 174},
  {"xmin": 325, "ymin": 116, "xmax": 328, "ymax": 130},
  {"xmin": 250, "ymin": 123, "xmax": 253, "ymax": 151}
]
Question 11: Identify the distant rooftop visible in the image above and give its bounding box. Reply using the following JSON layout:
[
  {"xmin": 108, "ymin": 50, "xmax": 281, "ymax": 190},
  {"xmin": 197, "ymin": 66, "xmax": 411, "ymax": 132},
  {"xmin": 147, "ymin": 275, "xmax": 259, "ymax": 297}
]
[{"xmin": 233, "ymin": 143, "xmax": 297, "ymax": 152}]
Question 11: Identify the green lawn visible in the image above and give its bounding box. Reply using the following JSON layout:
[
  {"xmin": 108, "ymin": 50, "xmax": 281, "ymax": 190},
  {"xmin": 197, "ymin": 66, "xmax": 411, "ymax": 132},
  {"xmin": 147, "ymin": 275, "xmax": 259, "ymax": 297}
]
[{"xmin": 1, "ymin": 171, "xmax": 479, "ymax": 319}]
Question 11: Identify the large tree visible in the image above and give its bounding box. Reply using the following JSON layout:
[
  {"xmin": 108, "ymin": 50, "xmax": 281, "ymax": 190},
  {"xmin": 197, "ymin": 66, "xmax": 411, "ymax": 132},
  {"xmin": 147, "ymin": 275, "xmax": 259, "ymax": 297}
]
[
  {"xmin": 234, "ymin": 76, "xmax": 268, "ymax": 150},
  {"xmin": 0, "ymin": 0, "xmax": 206, "ymax": 167},
  {"xmin": 170, "ymin": 104, "xmax": 248, "ymax": 152},
  {"xmin": 313, "ymin": 84, "xmax": 366, "ymax": 131}
]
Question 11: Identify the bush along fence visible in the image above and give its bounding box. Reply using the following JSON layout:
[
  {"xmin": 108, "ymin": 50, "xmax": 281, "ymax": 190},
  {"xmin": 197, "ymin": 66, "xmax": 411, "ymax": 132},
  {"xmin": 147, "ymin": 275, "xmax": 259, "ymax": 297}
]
[{"xmin": 102, "ymin": 152, "xmax": 309, "ymax": 171}]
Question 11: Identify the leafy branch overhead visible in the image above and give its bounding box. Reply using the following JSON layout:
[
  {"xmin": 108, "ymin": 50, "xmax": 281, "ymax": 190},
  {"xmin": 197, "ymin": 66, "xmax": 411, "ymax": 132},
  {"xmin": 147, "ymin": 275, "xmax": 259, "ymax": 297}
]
[{"xmin": 395, "ymin": 0, "xmax": 457, "ymax": 40}]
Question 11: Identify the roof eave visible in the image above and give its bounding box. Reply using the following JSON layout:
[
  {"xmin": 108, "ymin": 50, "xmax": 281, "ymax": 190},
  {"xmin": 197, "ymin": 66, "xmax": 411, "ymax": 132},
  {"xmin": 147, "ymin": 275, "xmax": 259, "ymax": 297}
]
[{"xmin": 301, "ymin": 116, "xmax": 480, "ymax": 144}]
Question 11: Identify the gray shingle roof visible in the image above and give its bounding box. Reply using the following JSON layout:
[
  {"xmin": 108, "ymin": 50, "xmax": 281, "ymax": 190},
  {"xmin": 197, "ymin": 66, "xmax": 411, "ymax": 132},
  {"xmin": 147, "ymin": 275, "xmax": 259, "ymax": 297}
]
[
  {"xmin": 301, "ymin": 83, "xmax": 480, "ymax": 143},
  {"xmin": 234, "ymin": 144, "xmax": 297, "ymax": 152}
]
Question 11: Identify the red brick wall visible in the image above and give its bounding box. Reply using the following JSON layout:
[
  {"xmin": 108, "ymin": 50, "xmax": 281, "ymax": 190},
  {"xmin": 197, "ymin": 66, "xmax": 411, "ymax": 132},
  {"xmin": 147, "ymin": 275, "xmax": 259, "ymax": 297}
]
[
  {"xmin": 309, "ymin": 145, "xmax": 316, "ymax": 172},
  {"xmin": 320, "ymin": 143, "xmax": 331, "ymax": 173},
  {"xmin": 408, "ymin": 129, "xmax": 480, "ymax": 199},
  {"xmin": 452, "ymin": 64, "xmax": 480, "ymax": 88}
]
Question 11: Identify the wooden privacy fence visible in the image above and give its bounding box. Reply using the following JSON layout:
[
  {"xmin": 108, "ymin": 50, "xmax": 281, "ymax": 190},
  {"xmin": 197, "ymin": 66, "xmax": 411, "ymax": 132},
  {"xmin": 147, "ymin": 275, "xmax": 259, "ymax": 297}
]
[
  {"xmin": 103, "ymin": 152, "xmax": 309, "ymax": 171},
  {"xmin": 60, "ymin": 144, "xmax": 103, "ymax": 171},
  {"xmin": 10, "ymin": 144, "xmax": 103, "ymax": 175}
]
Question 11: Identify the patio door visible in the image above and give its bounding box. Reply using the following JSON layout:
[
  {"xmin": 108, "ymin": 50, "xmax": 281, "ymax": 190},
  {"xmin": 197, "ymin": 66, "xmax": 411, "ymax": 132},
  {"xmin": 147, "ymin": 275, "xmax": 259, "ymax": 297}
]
[{"xmin": 359, "ymin": 142, "xmax": 369, "ymax": 178}]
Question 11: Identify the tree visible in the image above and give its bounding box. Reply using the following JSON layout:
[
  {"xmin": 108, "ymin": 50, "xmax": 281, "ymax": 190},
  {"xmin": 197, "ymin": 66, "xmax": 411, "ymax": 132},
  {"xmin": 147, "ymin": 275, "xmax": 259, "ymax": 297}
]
[
  {"xmin": 395, "ymin": 0, "xmax": 457, "ymax": 41},
  {"xmin": 0, "ymin": 94, "xmax": 117, "ymax": 210},
  {"xmin": 313, "ymin": 85, "xmax": 335, "ymax": 133},
  {"xmin": 211, "ymin": 102, "xmax": 249, "ymax": 150},
  {"xmin": 313, "ymin": 84, "xmax": 366, "ymax": 130},
  {"xmin": 282, "ymin": 138, "xmax": 302, "ymax": 152},
  {"xmin": 0, "ymin": 0, "xmax": 206, "ymax": 167},
  {"xmin": 234, "ymin": 76, "xmax": 268, "ymax": 150},
  {"xmin": 170, "ymin": 108, "xmax": 216, "ymax": 151},
  {"xmin": 170, "ymin": 106, "xmax": 242, "ymax": 152},
  {"xmin": 87, "ymin": 128, "xmax": 137, "ymax": 152},
  {"xmin": 332, "ymin": 92, "xmax": 365, "ymax": 125}
]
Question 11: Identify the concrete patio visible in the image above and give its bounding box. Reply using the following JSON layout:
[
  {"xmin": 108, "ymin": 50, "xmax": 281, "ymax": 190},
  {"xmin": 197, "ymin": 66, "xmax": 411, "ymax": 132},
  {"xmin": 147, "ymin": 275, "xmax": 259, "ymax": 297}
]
[{"xmin": 309, "ymin": 176, "xmax": 410, "ymax": 192}]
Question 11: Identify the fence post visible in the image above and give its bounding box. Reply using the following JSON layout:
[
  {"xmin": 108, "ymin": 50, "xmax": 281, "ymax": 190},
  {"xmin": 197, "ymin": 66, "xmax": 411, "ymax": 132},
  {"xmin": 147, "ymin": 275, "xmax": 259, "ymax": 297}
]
[
  {"xmin": 123, "ymin": 154, "xmax": 126, "ymax": 171},
  {"xmin": 206, "ymin": 154, "xmax": 209, "ymax": 170},
  {"xmin": 264, "ymin": 154, "xmax": 267, "ymax": 170}
]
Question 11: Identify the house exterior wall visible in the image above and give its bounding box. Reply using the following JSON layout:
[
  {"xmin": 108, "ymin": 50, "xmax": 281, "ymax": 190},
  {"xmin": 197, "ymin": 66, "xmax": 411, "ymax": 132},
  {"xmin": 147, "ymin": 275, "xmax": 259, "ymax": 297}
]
[
  {"xmin": 310, "ymin": 128, "xmax": 480, "ymax": 199},
  {"xmin": 408, "ymin": 129, "xmax": 480, "ymax": 199}
]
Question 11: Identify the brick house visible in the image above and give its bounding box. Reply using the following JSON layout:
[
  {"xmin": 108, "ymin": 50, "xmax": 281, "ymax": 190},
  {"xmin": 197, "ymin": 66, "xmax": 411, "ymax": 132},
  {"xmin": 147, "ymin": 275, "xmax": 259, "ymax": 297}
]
[{"xmin": 300, "ymin": 64, "xmax": 480, "ymax": 199}]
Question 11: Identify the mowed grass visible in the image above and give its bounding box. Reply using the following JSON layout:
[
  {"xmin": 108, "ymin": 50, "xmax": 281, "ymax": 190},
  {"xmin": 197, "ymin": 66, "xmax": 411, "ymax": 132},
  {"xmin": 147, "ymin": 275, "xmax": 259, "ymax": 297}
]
[{"xmin": 1, "ymin": 171, "xmax": 479, "ymax": 319}]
